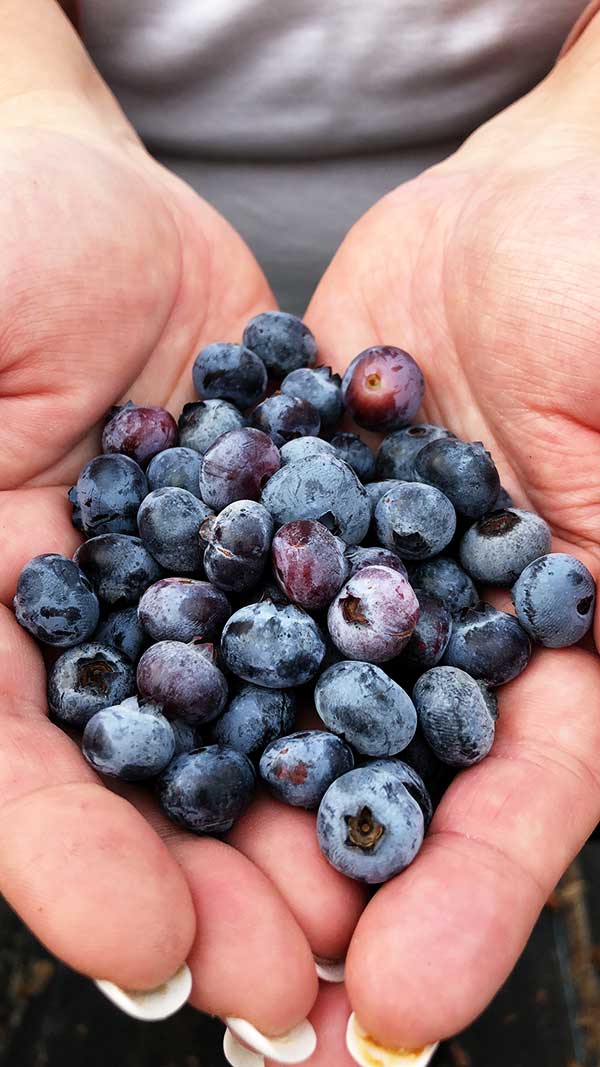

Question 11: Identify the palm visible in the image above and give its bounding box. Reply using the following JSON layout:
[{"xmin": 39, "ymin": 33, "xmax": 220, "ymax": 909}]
[{"xmin": 305, "ymin": 117, "xmax": 600, "ymax": 1050}]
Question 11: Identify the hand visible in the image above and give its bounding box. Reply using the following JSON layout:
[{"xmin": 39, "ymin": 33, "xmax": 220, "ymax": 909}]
[
  {"xmin": 0, "ymin": 11, "xmax": 366, "ymax": 1039},
  {"xmin": 300, "ymin": 29, "xmax": 600, "ymax": 1059}
]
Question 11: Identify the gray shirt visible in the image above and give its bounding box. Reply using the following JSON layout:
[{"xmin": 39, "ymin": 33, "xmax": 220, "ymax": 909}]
[{"xmin": 82, "ymin": 1, "xmax": 586, "ymax": 311}]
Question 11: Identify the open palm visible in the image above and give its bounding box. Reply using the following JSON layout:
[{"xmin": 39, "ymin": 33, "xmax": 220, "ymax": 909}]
[
  {"xmin": 303, "ymin": 66, "xmax": 600, "ymax": 1055},
  {"xmin": 0, "ymin": 123, "xmax": 370, "ymax": 1038}
]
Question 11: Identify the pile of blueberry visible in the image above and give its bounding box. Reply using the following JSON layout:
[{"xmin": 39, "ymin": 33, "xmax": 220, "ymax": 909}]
[{"xmin": 13, "ymin": 312, "xmax": 597, "ymax": 884}]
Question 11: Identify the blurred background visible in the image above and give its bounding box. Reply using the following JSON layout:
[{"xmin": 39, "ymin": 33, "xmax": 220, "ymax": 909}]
[{"xmin": 1, "ymin": 846, "xmax": 599, "ymax": 1067}]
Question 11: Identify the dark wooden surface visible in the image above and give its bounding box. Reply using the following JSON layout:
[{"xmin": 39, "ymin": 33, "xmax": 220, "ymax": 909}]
[{"xmin": 1, "ymin": 844, "xmax": 599, "ymax": 1067}]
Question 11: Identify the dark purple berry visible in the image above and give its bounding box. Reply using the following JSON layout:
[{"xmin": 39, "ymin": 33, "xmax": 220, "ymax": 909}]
[
  {"xmin": 74, "ymin": 534, "xmax": 163, "ymax": 606},
  {"xmin": 199, "ymin": 428, "xmax": 281, "ymax": 511},
  {"xmin": 137, "ymin": 640, "xmax": 228, "ymax": 725},
  {"xmin": 211, "ymin": 684, "xmax": 296, "ymax": 759},
  {"xmin": 158, "ymin": 746, "xmax": 255, "ymax": 834},
  {"xmin": 280, "ymin": 365, "xmax": 342, "ymax": 431},
  {"xmin": 243, "ymin": 311, "xmax": 317, "ymax": 377},
  {"xmin": 341, "ymin": 346, "xmax": 425, "ymax": 432},
  {"xmin": 259, "ymin": 731, "xmax": 354, "ymax": 809},
  {"xmin": 375, "ymin": 424, "xmax": 454, "ymax": 481},
  {"xmin": 415, "ymin": 438, "xmax": 500, "ymax": 519},
  {"xmin": 251, "ymin": 393, "xmax": 320, "ymax": 448},
  {"xmin": 201, "ymin": 500, "xmax": 273, "ymax": 592},
  {"xmin": 271, "ymin": 520, "xmax": 348, "ymax": 610},
  {"xmin": 77, "ymin": 454, "xmax": 148, "ymax": 536},
  {"xmin": 137, "ymin": 487, "xmax": 212, "ymax": 574},
  {"xmin": 192, "ymin": 342, "xmax": 268, "ymax": 410},
  {"xmin": 14, "ymin": 554, "xmax": 100, "ymax": 647},
  {"xmin": 94, "ymin": 606, "xmax": 146, "ymax": 662},
  {"xmin": 442, "ymin": 602, "xmax": 531, "ymax": 686},
  {"xmin": 404, "ymin": 592, "xmax": 452, "ymax": 669},
  {"xmin": 407, "ymin": 557, "xmax": 478, "ymax": 616},
  {"xmin": 345, "ymin": 545, "xmax": 408, "ymax": 579},
  {"xmin": 138, "ymin": 577, "xmax": 231, "ymax": 643},
  {"xmin": 330, "ymin": 432, "xmax": 375, "ymax": 483},
  {"xmin": 102, "ymin": 404, "xmax": 177, "ymax": 465}
]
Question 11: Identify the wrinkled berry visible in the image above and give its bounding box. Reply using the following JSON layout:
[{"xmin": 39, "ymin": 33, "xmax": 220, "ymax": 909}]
[
  {"xmin": 200, "ymin": 428, "xmax": 281, "ymax": 511},
  {"xmin": 512, "ymin": 553, "xmax": 596, "ymax": 648},
  {"xmin": 413, "ymin": 666, "xmax": 497, "ymax": 767},
  {"xmin": 342, "ymin": 346, "xmax": 425, "ymax": 432},
  {"xmin": 327, "ymin": 565, "xmax": 419, "ymax": 662},
  {"xmin": 201, "ymin": 500, "xmax": 273, "ymax": 592},
  {"xmin": 260, "ymin": 731, "xmax": 354, "ymax": 809},
  {"xmin": 14, "ymin": 554, "xmax": 100, "ymax": 647},
  {"xmin": 271, "ymin": 519, "xmax": 348, "ymax": 610}
]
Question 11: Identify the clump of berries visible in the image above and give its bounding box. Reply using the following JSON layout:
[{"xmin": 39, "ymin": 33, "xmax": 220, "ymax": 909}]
[{"xmin": 13, "ymin": 311, "xmax": 596, "ymax": 884}]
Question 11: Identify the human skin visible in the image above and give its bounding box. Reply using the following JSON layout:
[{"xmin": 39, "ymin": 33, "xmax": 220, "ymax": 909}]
[{"xmin": 3, "ymin": 1, "xmax": 600, "ymax": 1062}]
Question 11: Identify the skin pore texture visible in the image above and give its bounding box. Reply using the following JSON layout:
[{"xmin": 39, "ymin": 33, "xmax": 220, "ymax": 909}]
[{"xmin": 1, "ymin": 2, "xmax": 600, "ymax": 1062}]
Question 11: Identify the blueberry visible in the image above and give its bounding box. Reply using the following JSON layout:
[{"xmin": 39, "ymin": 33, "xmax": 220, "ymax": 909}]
[
  {"xmin": 375, "ymin": 482, "xmax": 456, "ymax": 560},
  {"xmin": 260, "ymin": 731, "xmax": 354, "ymax": 809},
  {"xmin": 94, "ymin": 606, "xmax": 146, "ymax": 662},
  {"xmin": 315, "ymin": 660, "xmax": 417, "ymax": 756},
  {"xmin": 102, "ymin": 404, "xmax": 177, "ymax": 465},
  {"xmin": 280, "ymin": 366, "xmax": 342, "ymax": 431},
  {"xmin": 341, "ymin": 347, "xmax": 425, "ymax": 432},
  {"xmin": 243, "ymin": 310, "xmax": 317, "ymax": 377},
  {"xmin": 413, "ymin": 666, "xmax": 497, "ymax": 767},
  {"xmin": 327, "ymin": 565, "xmax": 419, "ymax": 662},
  {"xmin": 178, "ymin": 399, "xmax": 245, "ymax": 455},
  {"xmin": 459, "ymin": 508, "xmax": 552, "ymax": 586},
  {"xmin": 260, "ymin": 454, "xmax": 371, "ymax": 545},
  {"xmin": 137, "ymin": 640, "xmax": 228, "ymax": 725},
  {"xmin": 407, "ymin": 557, "xmax": 478, "ymax": 616},
  {"xmin": 375, "ymin": 424, "xmax": 455, "ymax": 481},
  {"xmin": 211, "ymin": 684, "xmax": 296, "ymax": 759},
  {"xmin": 14, "ymin": 554, "xmax": 100, "ymax": 647},
  {"xmin": 137, "ymin": 487, "xmax": 212, "ymax": 574},
  {"xmin": 77, "ymin": 454, "xmax": 148, "ymax": 536},
  {"xmin": 414, "ymin": 438, "xmax": 500, "ymax": 519},
  {"xmin": 363, "ymin": 480, "xmax": 403, "ymax": 514},
  {"xmin": 82, "ymin": 700, "xmax": 175, "ymax": 780},
  {"xmin": 442, "ymin": 603, "xmax": 531, "ymax": 685},
  {"xmin": 494, "ymin": 486, "xmax": 514, "ymax": 510},
  {"xmin": 401, "ymin": 726, "xmax": 453, "ymax": 804},
  {"xmin": 512, "ymin": 553, "xmax": 596, "ymax": 648},
  {"xmin": 404, "ymin": 592, "xmax": 452, "ymax": 670},
  {"xmin": 74, "ymin": 534, "xmax": 163, "ymax": 607},
  {"xmin": 138, "ymin": 577, "xmax": 231, "ymax": 643},
  {"xmin": 200, "ymin": 428, "xmax": 281, "ymax": 511},
  {"xmin": 330, "ymin": 433, "xmax": 375, "ymax": 483},
  {"xmin": 201, "ymin": 500, "xmax": 273, "ymax": 592},
  {"xmin": 171, "ymin": 717, "xmax": 197, "ymax": 755},
  {"xmin": 221, "ymin": 599, "xmax": 325, "ymax": 687},
  {"xmin": 345, "ymin": 545, "xmax": 408, "ymax": 580},
  {"xmin": 251, "ymin": 393, "xmax": 320, "ymax": 447},
  {"xmin": 280, "ymin": 436, "xmax": 335, "ymax": 465},
  {"xmin": 317, "ymin": 763, "xmax": 424, "ymax": 883},
  {"xmin": 47, "ymin": 642, "xmax": 135, "ymax": 727},
  {"xmin": 67, "ymin": 485, "xmax": 84, "ymax": 531},
  {"xmin": 146, "ymin": 447, "xmax": 203, "ymax": 497},
  {"xmin": 157, "ymin": 746, "xmax": 255, "ymax": 834},
  {"xmin": 271, "ymin": 519, "xmax": 348, "ymax": 610},
  {"xmin": 192, "ymin": 342, "xmax": 267, "ymax": 410}
]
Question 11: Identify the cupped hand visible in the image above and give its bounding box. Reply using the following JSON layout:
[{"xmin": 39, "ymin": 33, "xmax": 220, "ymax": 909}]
[
  {"xmin": 0, "ymin": 91, "xmax": 366, "ymax": 1038},
  {"xmin": 301, "ymin": 38, "xmax": 600, "ymax": 1058}
]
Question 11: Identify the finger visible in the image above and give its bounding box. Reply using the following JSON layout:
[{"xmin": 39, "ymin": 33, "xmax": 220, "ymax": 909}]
[
  {"xmin": 227, "ymin": 791, "xmax": 368, "ymax": 961},
  {"xmin": 114, "ymin": 784, "xmax": 318, "ymax": 1036},
  {"xmin": 0, "ymin": 486, "xmax": 81, "ymax": 605},
  {"xmin": 263, "ymin": 983, "xmax": 355, "ymax": 1067},
  {"xmin": 343, "ymin": 648, "xmax": 600, "ymax": 1049},
  {"xmin": 0, "ymin": 606, "xmax": 196, "ymax": 989}
]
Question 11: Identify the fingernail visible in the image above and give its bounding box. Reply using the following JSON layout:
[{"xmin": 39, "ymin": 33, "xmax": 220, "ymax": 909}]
[
  {"xmin": 225, "ymin": 1016, "xmax": 317, "ymax": 1064},
  {"xmin": 94, "ymin": 962, "xmax": 192, "ymax": 1021},
  {"xmin": 223, "ymin": 1027, "xmax": 265, "ymax": 1067},
  {"xmin": 314, "ymin": 955, "xmax": 345, "ymax": 983},
  {"xmin": 346, "ymin": 1013, "xmax": 439, "ymax": 1067}
]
